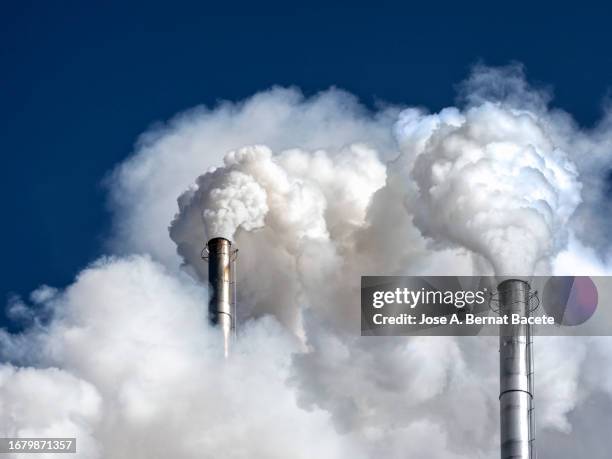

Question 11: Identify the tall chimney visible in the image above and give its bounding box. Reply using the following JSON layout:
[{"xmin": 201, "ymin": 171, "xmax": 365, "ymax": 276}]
[
  {"xmin": 206, "ymin": 237, "xmax": 235, "ymax": 358},
  {"xmin": 498, "ymin": 279, "xmax": 535, "ymax": 459}
]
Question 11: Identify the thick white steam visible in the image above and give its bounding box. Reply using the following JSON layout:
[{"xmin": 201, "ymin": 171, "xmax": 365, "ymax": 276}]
[
  {"xmin": 173, "ymin": 143, "xmax": 386, "ymax": 242},
  {"xmin": 1, "ymin": 257, "xmax": 360, "ymax": 459},
  {"xmin": 400, "ymin": 102, "xmax": 581, "ymax": 275},
  {"xmin": 2, "ymin": 65, "xmax": 612, "ymax": 458}
]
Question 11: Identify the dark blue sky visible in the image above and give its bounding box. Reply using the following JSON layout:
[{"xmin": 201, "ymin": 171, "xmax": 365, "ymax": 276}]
[{"xmin": 1, "ymin": 2, "xmax": 610, "ymax": 321}]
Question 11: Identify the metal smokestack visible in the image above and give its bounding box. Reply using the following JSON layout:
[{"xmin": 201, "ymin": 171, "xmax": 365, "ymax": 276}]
[
  {"xmin": 498, "ymin": 279, "xmax": 536, "ymax": 459},
  {"xmin": 206, "ymin": 237, "xmax": 236, "ymax": 358}
]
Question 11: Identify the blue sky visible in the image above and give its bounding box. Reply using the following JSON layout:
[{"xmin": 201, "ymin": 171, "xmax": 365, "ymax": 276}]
[{"xmin": 1, "ymin": 2, "xmax": 611, "ymax": 323}]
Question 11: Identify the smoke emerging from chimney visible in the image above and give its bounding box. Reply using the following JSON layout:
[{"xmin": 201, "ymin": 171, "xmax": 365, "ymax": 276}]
[
  {"xmin": 173, "ymin": 143, "xmax": 386, "ymax": 242},
  {"xmin": 403, "ymin": 103, "xmax": 582, "ymax": 276},
  {"xmin": 2, "ymin": 64, "xmax": 612, "ymax": 458}
]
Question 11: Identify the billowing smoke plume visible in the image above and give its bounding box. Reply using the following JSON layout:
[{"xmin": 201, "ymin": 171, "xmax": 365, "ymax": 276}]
[
  {"xmin": 2, "ymin": 65, "xmax": 612, "ymax": 458},
  {"xmin": 172, "ymin": 142, "xmax": 386, "ymax": 244},
  {"xmin": 400, "ymin": 103, "xmax": 581, "ymax": 275}
]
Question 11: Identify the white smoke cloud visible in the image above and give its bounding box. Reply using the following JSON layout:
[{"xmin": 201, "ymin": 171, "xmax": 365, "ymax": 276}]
[
  {"xmin": 174, "ymin": 142, "xmax": 386, "ymax": 242},
  {"xmin": 2, "ymin": 65, "xmax": 612, "ymax": 458},
  {"xmin": 107, "ymin": 88, "xmax": 399, "ymax": 267},
  {"xmin": 0, "ymin": 365, "xmax": 101, "ymax": 457},
  {"xmin": 1, "ymin": 256, "xmax": 362, "ymax": 459},
  {"xmin": 403, "ymin": 102, "xmax": 581, "ymax": 275}
]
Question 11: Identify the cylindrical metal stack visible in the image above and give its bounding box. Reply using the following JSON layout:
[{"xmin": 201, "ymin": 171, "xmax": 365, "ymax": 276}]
[
  {"xmin": 207, "ymin": 237, "xmax": 234, "ymax": 358},
  {"xmin": 498, "ymin": 279, "xmax": 535, "ymax": 459}
]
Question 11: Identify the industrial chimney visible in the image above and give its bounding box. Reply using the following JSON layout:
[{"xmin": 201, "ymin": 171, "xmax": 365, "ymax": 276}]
[
  {"xmin": 205, "ymin": 237, "xmax": 237, "ymax": 358},
  {"xmin": 498, "ymin": 279, "xmax": 536, "ymax": 459}
]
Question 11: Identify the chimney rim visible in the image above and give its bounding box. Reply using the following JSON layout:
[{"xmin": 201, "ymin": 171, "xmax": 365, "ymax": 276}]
[
  {"xmin": 497, "ymin": 278, "xmax": 530, "ymax": 289},
  {"xmin": 207, "ymin": 236, "xmax": 232, "ymax": 246}
]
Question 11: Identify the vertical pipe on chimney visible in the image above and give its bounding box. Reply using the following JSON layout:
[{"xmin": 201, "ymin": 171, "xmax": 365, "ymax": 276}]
[
  {"xmin": 498, "ymin": 279, "xmax": 535, "ymax": 459},
  {"xmin": 207, "ymin": 237, "xmax": 234, "ymax": 358}
]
